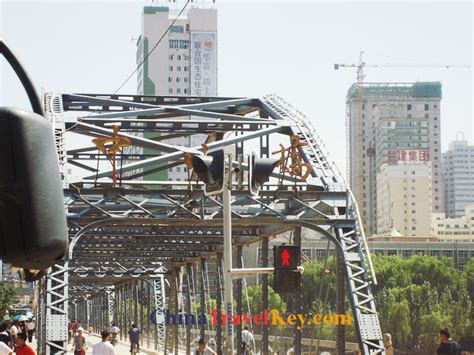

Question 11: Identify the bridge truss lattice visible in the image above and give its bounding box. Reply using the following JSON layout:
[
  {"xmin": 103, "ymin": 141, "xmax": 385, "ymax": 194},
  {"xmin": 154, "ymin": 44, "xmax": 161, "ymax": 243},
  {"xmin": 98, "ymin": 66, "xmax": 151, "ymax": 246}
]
[{"xmin": 37, "ymin": 92, "xmax": 385, "ymax": 354}]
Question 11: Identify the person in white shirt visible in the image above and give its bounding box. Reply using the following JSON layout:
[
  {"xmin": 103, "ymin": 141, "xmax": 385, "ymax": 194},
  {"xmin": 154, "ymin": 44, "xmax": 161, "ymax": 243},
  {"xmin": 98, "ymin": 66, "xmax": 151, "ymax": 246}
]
[
  {"xmin": 194, "ymin": 338, "xmax": 216, "ymax": 355},
  {"xmin": 92, "ymin": 331, "xmax": 115, "ymax": 355},
  {"xmin": 0, "ymin": 341, "xmax": 13, "ymax": 355},
  {"xmin": 241, "ymin": 327, "xmax": 254, "ymax": 354},
  {"xmin": 8, "ymin": 323, "xmax": 18, "ymax": 347},
  {"xmin": 26, "ymin": 320, "xmax": 35, "ymax": 342},
  {"xmin": 108, "ymin": 323, "xmax": 119, "ymax": 347}
]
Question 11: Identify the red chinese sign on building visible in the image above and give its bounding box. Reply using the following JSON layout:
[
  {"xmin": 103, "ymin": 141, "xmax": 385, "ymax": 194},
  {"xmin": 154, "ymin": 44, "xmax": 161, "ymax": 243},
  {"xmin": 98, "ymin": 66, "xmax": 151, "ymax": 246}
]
[{"xmin": 387, "ymin": 150, "xmax": 429, "ymax": 163}]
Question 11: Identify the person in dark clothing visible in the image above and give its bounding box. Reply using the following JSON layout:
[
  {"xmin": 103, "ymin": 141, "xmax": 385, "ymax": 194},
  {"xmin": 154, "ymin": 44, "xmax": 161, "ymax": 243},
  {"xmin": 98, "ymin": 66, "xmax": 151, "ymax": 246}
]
[
  {"xmin": 128, "ymin": 323, "xmax": 140, "ymax": 352},
  {"xmin": 437, "ymin": 328, "xmax": 461, "ymax": 355},
  {"xmin": 0, "ymin": 323, "xmax": 10, "ymax": 346}
]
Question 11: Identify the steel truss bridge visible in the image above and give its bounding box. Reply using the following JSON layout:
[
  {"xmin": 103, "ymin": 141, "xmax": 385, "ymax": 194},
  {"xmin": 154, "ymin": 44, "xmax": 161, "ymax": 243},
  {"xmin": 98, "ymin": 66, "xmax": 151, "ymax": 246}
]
[{"xmin": 36, "ymin": 92, "xmax": 385, "ymax": 354}]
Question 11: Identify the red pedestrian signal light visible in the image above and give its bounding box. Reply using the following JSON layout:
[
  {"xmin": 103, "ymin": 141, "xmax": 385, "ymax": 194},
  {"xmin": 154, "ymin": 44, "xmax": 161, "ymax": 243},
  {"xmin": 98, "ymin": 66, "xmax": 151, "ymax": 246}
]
[
  {"xmin": 273, "ymin": 245, "xmax": 299, "ymax": 270},
  {"xmin": 281, "ymin": 248, "xmax": 290, "ymax": 266},
  {"xmin": 273, "ymin": 245, "xmax": 300, "ymax": 294}
]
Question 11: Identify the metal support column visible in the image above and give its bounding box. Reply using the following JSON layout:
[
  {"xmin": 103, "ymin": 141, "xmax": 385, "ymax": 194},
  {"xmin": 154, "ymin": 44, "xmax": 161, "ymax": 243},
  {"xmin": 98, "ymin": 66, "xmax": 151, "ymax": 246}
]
[
  {"xmin": 294, "ymin": 227, "xmax": 302, "ymax": 355},
  {"xmin": 216, "ymin": 253, "xmax": 223, "ymax": 355},
  {"xmin": 200, "ymin": 258, "xmax": 206, "ymax": 340},
  {"xmin": 45, "ymin": 261, "xmax": 69, "ymax": 354},
  {"xmin": 262, "ymin": 237, "xmax": 269, "ymax": 355},
  {"xmin": 86, "ymin": 297, "xmax": 91, "ymax": 333},
  {"xmin": 124, "ymin": 283, "xmax": 129, "ymax": 331},
  {"xmin": 118, "ymin": 285, "xmax": 123, "ymax": 340},
  {"xmin": 236, "ymin": 246, "xmax": 243, "ymax": 354},
  {"xmin": 152, "ymin": 275, "xmax": 166, "ymax": 351},
  {"xmin": 223, "ymin": 172, "xmax": 234, "ymax": 354},
  {"xmin": 134, "ymin": 280, "xmax": 139, "ymax": 326},
  {"xmin": 146, "ymin": 283, "xmax": 151, "ymax": 349},
  {"xmin": 186, "ymin": 263, "xmax": 192, "ymax": 355},
  {"xmin": 174, "ymin": 268, "xmax": 180, "ymax": 355},
  {"xmin": 139, "ymin": 281, "xmax": 144, "ymax": 345},
  {"xmin": 336, "ymin": 249, "xmax": 346, "ymax": 355}
]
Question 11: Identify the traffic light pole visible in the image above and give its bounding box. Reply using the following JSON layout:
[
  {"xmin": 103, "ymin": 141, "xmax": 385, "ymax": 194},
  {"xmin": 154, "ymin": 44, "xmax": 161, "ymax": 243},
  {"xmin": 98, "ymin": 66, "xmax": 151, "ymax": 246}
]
[{"xmin": 223, "ymin": 171, "xmax": 234, "ymax": 354}]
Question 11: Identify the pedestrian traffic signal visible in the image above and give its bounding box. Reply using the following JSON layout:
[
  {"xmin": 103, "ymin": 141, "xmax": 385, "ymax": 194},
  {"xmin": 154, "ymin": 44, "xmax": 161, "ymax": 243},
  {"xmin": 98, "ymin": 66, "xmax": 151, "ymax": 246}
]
[
  {"xmin": 273, "ymin": 269, "xmax": 301, "ymax": 294},
  {"xmin": 273, "ymin": 245, "xmax": 301, "ymax": 294},
  {"xmin": 0, "ymin": 39, "xmax": 68, "ymax": 275},
  {"xmin": 191, "ymin": 150, "xmax": 225, "ymax": 196},
  {"xmin": 248, "ymin": 152, "xmax": 280, "ymax": 195},
  {"xmin": 274, "ymin": 245, "xmax": 299, "ymax": 270}
]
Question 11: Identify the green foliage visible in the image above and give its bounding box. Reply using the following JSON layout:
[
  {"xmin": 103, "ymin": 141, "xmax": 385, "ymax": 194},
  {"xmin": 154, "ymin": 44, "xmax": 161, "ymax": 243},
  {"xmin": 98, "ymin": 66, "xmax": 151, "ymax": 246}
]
[
  {"xmin": 242, "ymin": 285, "xmax": 285, "ymax": 314},
  {"xmin": 388, "ymin": 299, "xmax": 411, "ymax": 346},
  {"xmin": 0, "ymin": 285, "xmax": 15, "ymax": 320},
  {"xmin": 292, "ymin": 255, "xmax": 473, "ymax": 351}
]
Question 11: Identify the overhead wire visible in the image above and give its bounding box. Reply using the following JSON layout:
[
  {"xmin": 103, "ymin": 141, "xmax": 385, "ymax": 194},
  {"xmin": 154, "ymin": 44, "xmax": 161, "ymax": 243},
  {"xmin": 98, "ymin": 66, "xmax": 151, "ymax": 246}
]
[
  {"xmin": 113, "ymin": 0, "xmax": 191, "ymax": 95},
  {"xmin": 64, "ymin": 0, "xmax": 191, "ymax": 184}
]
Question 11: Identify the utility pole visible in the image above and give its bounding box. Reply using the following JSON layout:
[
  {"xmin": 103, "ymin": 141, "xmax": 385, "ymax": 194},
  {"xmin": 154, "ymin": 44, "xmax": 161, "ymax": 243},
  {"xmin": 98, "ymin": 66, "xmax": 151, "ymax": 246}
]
[{"xmin": 223, "ymin": 154, "xmax": 234, "ymax": 354}]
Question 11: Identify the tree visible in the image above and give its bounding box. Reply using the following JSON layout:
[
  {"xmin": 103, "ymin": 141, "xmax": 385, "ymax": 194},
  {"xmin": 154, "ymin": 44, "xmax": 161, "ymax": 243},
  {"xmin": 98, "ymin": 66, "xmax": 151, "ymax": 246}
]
[
  {"xmin": 0, "ymin": 285, "xmax": 15, "ymax": 320},
  {"xmin": 387, "ymin": 299, "xmax": 411, "ymax": 349},
  {"xmin": 419, "ymin": 311, "xmax": 451, "ymax": 353}
]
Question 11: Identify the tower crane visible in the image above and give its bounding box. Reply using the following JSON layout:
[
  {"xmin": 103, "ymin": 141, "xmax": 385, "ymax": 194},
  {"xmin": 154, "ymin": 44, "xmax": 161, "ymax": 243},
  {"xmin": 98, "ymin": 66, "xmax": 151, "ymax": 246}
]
[{"xmin": 334, "ymin": 51, "xmax": 470, "ymax": 235}]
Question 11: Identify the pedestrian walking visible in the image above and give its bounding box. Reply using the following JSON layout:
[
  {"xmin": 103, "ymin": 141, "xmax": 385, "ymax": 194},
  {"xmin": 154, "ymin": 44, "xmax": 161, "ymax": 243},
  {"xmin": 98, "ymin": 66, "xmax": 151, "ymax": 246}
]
[
  {"xmin": 194, "ymin": 338, "xmax": 216, "ymax": 355},
  {"xmin": 92, "ymin": 331, "xmax": 115, "ymax": 355},
  {"xmin": 71, "ymin": 327, "xmax": 87, "ymax": 355},
  {"xmin": 437, "ymin": 328, "xmax": 461, "ymax": 355},
  {"xmin": 14, "ymin": 333, "xmax": 35, "ymax": 355},
  {"xmin": 26, "ymin": 320, "xmax": 35, "ymax": 343},
  {"xmin": 0, "ymin": 324, "xmax": 10, "ymax": 346}
]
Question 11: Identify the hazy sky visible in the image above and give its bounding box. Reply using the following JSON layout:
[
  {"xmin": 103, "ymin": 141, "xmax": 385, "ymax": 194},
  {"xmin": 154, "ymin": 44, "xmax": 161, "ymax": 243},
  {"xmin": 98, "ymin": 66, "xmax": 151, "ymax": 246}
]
[{"xmin": 1, "ymin": 0, "xmax": 472, "ymax": 175}]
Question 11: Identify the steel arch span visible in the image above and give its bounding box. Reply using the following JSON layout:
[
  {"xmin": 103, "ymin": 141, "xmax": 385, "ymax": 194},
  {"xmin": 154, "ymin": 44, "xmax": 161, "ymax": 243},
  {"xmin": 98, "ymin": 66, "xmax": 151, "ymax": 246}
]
[{"xmin": 39, "ymin": 92, "xmax": 385, "ymax": 354}]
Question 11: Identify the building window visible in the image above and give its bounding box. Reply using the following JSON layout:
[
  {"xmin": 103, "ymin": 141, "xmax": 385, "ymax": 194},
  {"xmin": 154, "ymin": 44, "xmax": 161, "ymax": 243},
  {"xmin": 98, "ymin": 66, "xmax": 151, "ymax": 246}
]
[
  {"xmin": 316, "ymin": 249, "xmax": 326, "ymax": 258},
  {"xmin": 185, "ymin": 24, "xmax": 190, "ymax": 32},
  {"xmin": 184, "ymin": 77, "xmax": 188, "ymax": 83},
  {"xmin": 425, "ymin": 114, "xmax": 429, "ymax": 118},
  {"xmin": 177, "ymin": 66, "xmax": 181, "ymax": 72},
  {"xmin": 425, "ymin": 104, "xmax": 429, "ymax": 110},
  {"xmin": 179, "ymin": 40, "xmax": 190, "ymax": 49},
  {"xmin": 184, "ymin": 66, "xmax": 189, "ymax": 72},
  {"xmin": 170, "ymin": 25, "xmax": 184, "ymax": 33},
  {"xmin": 184, "ymin": 88, "xmax": 188, "ymax": 94},
  {"xmin": 169, "ymin": 88, "xmax": 173, "ymax": 94},
  {"xmin": 302, "ymin": 249, "xmax": 312, "ymax": 259},
  {"xmin": 168, "ymin": 77, "xmax": 172, "ymax": 82},
  {"xmin": 169, "ymin": 66, "xmax": 173, "ymax": 71},
  {"xmin": 177, "ymin": 55, "xmax": 181, "ymax": 60},
  {"xmin": 176, "ymin": 167, "xmax": 181, "ymax": 172},
  {"xmin": 407, "ymin": 104, "xmax": 412, "ymax": 110},
  {"xmin": 176, "ymin": 77, "xmax": 180, "ymax": 83},
  {"xmin": 177, "ymin": 88, "xmax": 181, "ymax": 94},
  {"xmin": 169, "ymin": 55, "xmax": 174, "ymax": 60},
  {"xmin": 169, "ymin": 40, "xmax": 179, "ymax": 49}
]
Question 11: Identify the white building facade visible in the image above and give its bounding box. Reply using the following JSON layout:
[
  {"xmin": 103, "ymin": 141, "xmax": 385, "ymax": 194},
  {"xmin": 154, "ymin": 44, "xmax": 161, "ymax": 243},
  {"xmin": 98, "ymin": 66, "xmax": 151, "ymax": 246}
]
[
  {"xmin": 431, "ymin": 204, "xmax": 474, "ymax": 241},
  {"xmin": 135, "ymin": 3, "xmax": 217, "ymax": 181},
  {"xmin": 376, "ymin": 162, "xmax": 432, "ymax": 237},
  {"xmin": 443, "ymin": 138, "xmax": 474, "ymax": 218}
]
